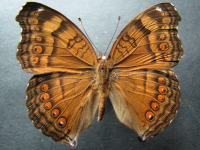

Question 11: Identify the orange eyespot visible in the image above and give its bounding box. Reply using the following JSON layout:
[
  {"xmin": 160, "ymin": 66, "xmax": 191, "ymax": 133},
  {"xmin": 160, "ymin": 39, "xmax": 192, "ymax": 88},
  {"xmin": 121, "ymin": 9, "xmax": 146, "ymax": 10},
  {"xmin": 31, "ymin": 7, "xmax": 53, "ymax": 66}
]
[
  {"xmin": 34, "ymin": 12, "xmax": 39, "ymax": 16},
  {"xmin": 41, "ymin": 84, "xmax": 49, "ymax": 91},
  {"xmin": 159, "ymin": 34, "xmax": 166, "ymax": 40},
  {"xmin": 160, "ymin": 43, "xmax": 168, "ymax": 51},
  {"xmin": 141, "ymin": 121, "xmax": 146, "ymax": 128},
  {"xmin": 32, "ymin": 18, "xmax": 38, "ymax": 24},
  {"xmin": 67, "ymin": 126, "xmax": 72, "ymax": 133},
  {"xmin": 158, "ymin": 77, "xmax": 165, "ymax": 84},
  {"xmin": 44, "ymin": 102, "xmax": 52, "ymax": 109},
  {"xmin": 161, "ymin": 26, "xmax": 166, "ymax": 29},
  {"xmin": 162, "ymin": 18, "xmax": 167, "ymax": 23},
  {"xmin": 52, "ymin": 109, "xmax": 60, "ymax": 117},
  {"xmin": 151, "ymin": 102, "xmax": 159, "ymax": 110},
  {"xmin": 40, "ymin": 93, "xmax": 50, "ymax": 102},
  {"xmin": 35, "ymin": 36, "xmax": 42, "ymax": 42},
  {"xmin": 158, "ymin": 95, "xmax": 165, "ymax": 102},
  {"xmin": 58, "ymin": 118, "xmax": 66, "ymax": 127},
  {"xmin": 145, "ymin": 111, "xmax": 155, "ymax": 121},
  {"xmin": 33, "ymin": 46, "xmax": 42, "ymax": 54},
  {"xmin": 33, "ymin": 57, "xmax": 39, "ymax": 63},
  {"xmin": 161, "ymin": 12, "xmax": 165, "ymax": 16},
  {"xmin": 158, "ymin": 86, "xmax": 167, "ymax": 94}
]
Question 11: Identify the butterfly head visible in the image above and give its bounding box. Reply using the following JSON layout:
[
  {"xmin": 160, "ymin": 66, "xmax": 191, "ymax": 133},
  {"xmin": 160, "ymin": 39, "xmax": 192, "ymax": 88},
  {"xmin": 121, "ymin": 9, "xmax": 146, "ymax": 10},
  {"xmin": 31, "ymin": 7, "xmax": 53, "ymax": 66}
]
[
  {"xmin": 102, "ymin": 56, "xmax": 107, "ymax": 60},
  {"xmin": 97, "ymin": 51, "xmax": 107, "ymax": 60},
  {"xmin": 97, "ymin": 55, "xmax": 107, "ymax": 61}
]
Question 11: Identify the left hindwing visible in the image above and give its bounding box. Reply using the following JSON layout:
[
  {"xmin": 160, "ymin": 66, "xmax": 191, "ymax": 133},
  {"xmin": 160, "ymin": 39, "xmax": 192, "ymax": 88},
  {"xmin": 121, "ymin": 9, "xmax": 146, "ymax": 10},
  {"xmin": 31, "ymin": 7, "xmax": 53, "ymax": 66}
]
[{"xmin": 26, "ymin": 72, "xmax": 99, "ymax": 148}]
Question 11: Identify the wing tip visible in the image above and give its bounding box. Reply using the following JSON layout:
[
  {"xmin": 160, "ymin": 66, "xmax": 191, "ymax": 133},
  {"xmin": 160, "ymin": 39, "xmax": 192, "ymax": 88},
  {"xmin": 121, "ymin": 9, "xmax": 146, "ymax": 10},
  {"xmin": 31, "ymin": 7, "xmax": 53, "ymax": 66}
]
[
  {"xmin": 138, "ymin": 134, "xmax": 148, "ymax": 142},
  {"xmin": 59, "ymin": 136, "xmax": 78, "ymax": 148}
]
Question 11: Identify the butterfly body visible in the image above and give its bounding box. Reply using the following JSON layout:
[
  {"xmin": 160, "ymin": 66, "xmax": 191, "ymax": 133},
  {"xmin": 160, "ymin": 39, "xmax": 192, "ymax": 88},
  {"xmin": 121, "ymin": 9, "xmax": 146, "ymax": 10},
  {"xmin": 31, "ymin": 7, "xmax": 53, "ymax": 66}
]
[
  {"xmin": 16, "ymin": 2, "xmax": 183, "ymax": 148},
  {"xmin": 95, "ymin": 56, "xmax": 110, "ymax": 121}
]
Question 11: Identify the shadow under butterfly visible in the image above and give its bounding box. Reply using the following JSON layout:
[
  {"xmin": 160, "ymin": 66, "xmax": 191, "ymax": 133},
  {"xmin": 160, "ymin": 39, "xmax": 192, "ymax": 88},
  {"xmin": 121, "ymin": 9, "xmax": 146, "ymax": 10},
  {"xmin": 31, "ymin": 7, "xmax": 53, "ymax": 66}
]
[{"xmin": 16, "ymin": 2, "xmax": 183, "ymax": 148}]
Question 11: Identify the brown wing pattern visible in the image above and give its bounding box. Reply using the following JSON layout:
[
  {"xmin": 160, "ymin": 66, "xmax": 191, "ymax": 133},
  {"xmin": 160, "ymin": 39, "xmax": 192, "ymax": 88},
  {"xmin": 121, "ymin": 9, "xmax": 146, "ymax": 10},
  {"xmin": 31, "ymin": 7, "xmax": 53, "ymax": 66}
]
[
  {"xmin": 16, "ymin": 2, "xmax": 183, "ymax": 148},
  {"xmin": 16, "ymin": 2, "xmax": 97, "ymax": 74},
  {"xmin": 16, "ymin": 2, "xmax": 99, "ymax": 148},
  {"xmin": 26, "ymin": 72, "xmax": 99, "ymax": 148},
  {"xmin": 108, "ymin": 3, "xmax": 183, "ymax": 70},
  {"xmin": 109, "ymin": 69, "xmax": 180, "ymax": 141},
  {"xmin": 108, "ymin": 2, "xmax": 183, "ymax": 142}
]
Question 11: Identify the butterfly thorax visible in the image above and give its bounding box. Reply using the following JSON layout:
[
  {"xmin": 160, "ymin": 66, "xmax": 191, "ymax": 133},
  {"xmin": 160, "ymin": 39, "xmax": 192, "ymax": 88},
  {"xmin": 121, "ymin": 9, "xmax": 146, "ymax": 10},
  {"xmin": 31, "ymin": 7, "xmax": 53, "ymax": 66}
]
[{"xmin": 96, "ymin": 57, "xmax": 109, "ymax": 121}]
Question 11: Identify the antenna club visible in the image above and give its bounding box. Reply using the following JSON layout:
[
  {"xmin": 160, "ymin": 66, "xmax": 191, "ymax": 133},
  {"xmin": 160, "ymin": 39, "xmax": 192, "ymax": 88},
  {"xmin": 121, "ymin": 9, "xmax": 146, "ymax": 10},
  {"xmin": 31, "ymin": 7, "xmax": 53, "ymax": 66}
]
[
  {"xmin": 118, "ymin": 16, "xmax": 121, "ymax": 20},
  {"xmin": 78, "ymin": 18, "xmax": 81, "ymax": 21}
]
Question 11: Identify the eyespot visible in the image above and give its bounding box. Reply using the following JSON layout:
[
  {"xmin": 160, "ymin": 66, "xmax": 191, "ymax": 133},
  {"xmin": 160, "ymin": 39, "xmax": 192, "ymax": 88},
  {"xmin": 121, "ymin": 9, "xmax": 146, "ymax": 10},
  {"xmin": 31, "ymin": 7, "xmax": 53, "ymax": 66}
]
[
  {"xmin": 41, "ymin": 84, "xmax": 49, "ymax": 91},
  {"xmin": 151, "ymin": 102, "xmax": 159, "ymax": 110},
  {"xmin": 58, "ymin": 118, "xmax": 67, "ymax": 127},
  {"xmin": 158, "ymin": 86, "xmax": 167, "ymax": 94},
  {"xmin": 44, "ymin": 102, "xmax": 52, "ymax": 109},
  {"xmin": 35, "ymin": 36, "xmax": 42, "ymax": 42},
  {"xmin": 67, "ymin": 126, "xmax": 72, "ymax": 133},
  {"xmin": 158, "ymin": 77, "xmax": 165, "ymax": 84},
  {"xmin": 40, "ymin": 93, "xmax": 50, "ymax": 102},
  {"xmin": 34, "ymin": 12, "xmax": 39, "ymax": 16},
  {"xmin": 32, "ymin": 57, "xmax": 39, "ymax": 63},
  {"xmin": 141, "ymin": 121, "xmax": 146, "ymax": 128},
  {"xmin": 32, "ymin": 18, "xmax": 38, "ymax": 24},
  {"xmin": 158, "ymin": 95, "xmax": 165, "ymax": 102},
  {"xmin": 162, "ymin": 18, "xmax": 167, "ymax": 23},
  {"xmin": 161, "ymin": 26, "xmax": 166, "ymax": 29},
  {"xmin": 160, "ymin": 43, "xmax": 168, "ymax": 51},
  {"xmin": 161, "ymin": 12, "xmax": 165, "ymax": 16},
  {"xmin": 52, "ymin": 109, "xmax": 60, "ymax": 117},
  {"xmin": 33, "ymin": 46, "xmax": 42, "ymax": 54},
  {"xmin": 145, "ymin": 111, "xmax": 155, "ymax": 121},
  {"xmin": 159, "ymin": 34, "xmax": 166, "ymax": 40}
]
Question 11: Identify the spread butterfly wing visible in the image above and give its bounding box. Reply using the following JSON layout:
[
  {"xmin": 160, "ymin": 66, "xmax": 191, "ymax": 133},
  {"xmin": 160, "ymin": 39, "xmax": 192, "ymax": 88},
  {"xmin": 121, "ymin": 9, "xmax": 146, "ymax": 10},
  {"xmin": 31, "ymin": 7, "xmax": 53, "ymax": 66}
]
[
  {"xmin": 109, "ymin": 69, "xmax": 180, "ymax": 141},
  {"xmin": 16, "ymin": 2, "xmax": 97, "ymax": 74},
  {"xmin": 108, "ymin": 3, "xmax": 183, "ymax": 69},
  {"xmin": 26, "ymin": 72, "xmax": 99, "ymax": 148},
  {"xmin": 108, "ymin": 3, "xmax": 183, "ymax": 141}
]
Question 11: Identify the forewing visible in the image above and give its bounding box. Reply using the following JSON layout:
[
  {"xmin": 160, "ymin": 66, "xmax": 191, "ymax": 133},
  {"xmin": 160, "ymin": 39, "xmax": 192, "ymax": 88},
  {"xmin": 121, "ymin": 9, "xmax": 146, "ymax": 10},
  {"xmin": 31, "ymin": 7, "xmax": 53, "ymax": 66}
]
[
  {"xmin": 109, "ymin": 69, "xmax": 180, "ymax": 141},
  {"xmin": 16, "ymin": 2, "xmax": 97, "ymax": 74},
  {"xmin": 108, "ymin": 3, "xmax": 183, "ymax": 70}
]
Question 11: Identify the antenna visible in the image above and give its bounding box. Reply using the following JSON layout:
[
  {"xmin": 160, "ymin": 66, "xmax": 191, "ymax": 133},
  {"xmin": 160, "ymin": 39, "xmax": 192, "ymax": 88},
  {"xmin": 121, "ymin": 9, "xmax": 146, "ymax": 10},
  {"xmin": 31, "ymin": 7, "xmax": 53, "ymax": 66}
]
[
  {"xmin": 104, "ymin": 16, "xmax": 121, "ymax": 55},
  {"xmin": 78, "ymin": 18, "xmax": 100, "ymax": 53}
]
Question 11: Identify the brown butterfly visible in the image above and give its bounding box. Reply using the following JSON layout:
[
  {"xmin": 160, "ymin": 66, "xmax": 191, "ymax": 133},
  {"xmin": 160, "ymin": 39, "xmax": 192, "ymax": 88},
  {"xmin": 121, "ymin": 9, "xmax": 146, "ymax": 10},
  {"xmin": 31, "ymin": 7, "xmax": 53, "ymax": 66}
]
[{"xmin": 16, "ymin": 2, "xmax": 183, "ymax": 148}]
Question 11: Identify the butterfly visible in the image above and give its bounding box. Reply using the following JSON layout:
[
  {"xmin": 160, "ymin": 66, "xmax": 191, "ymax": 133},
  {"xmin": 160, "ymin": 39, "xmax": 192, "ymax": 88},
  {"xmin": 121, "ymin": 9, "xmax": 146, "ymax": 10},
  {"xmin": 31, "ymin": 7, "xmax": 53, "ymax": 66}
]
[{"xmin": 16, "ymin": 2, "xmax": 183, "ymax": 148}]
